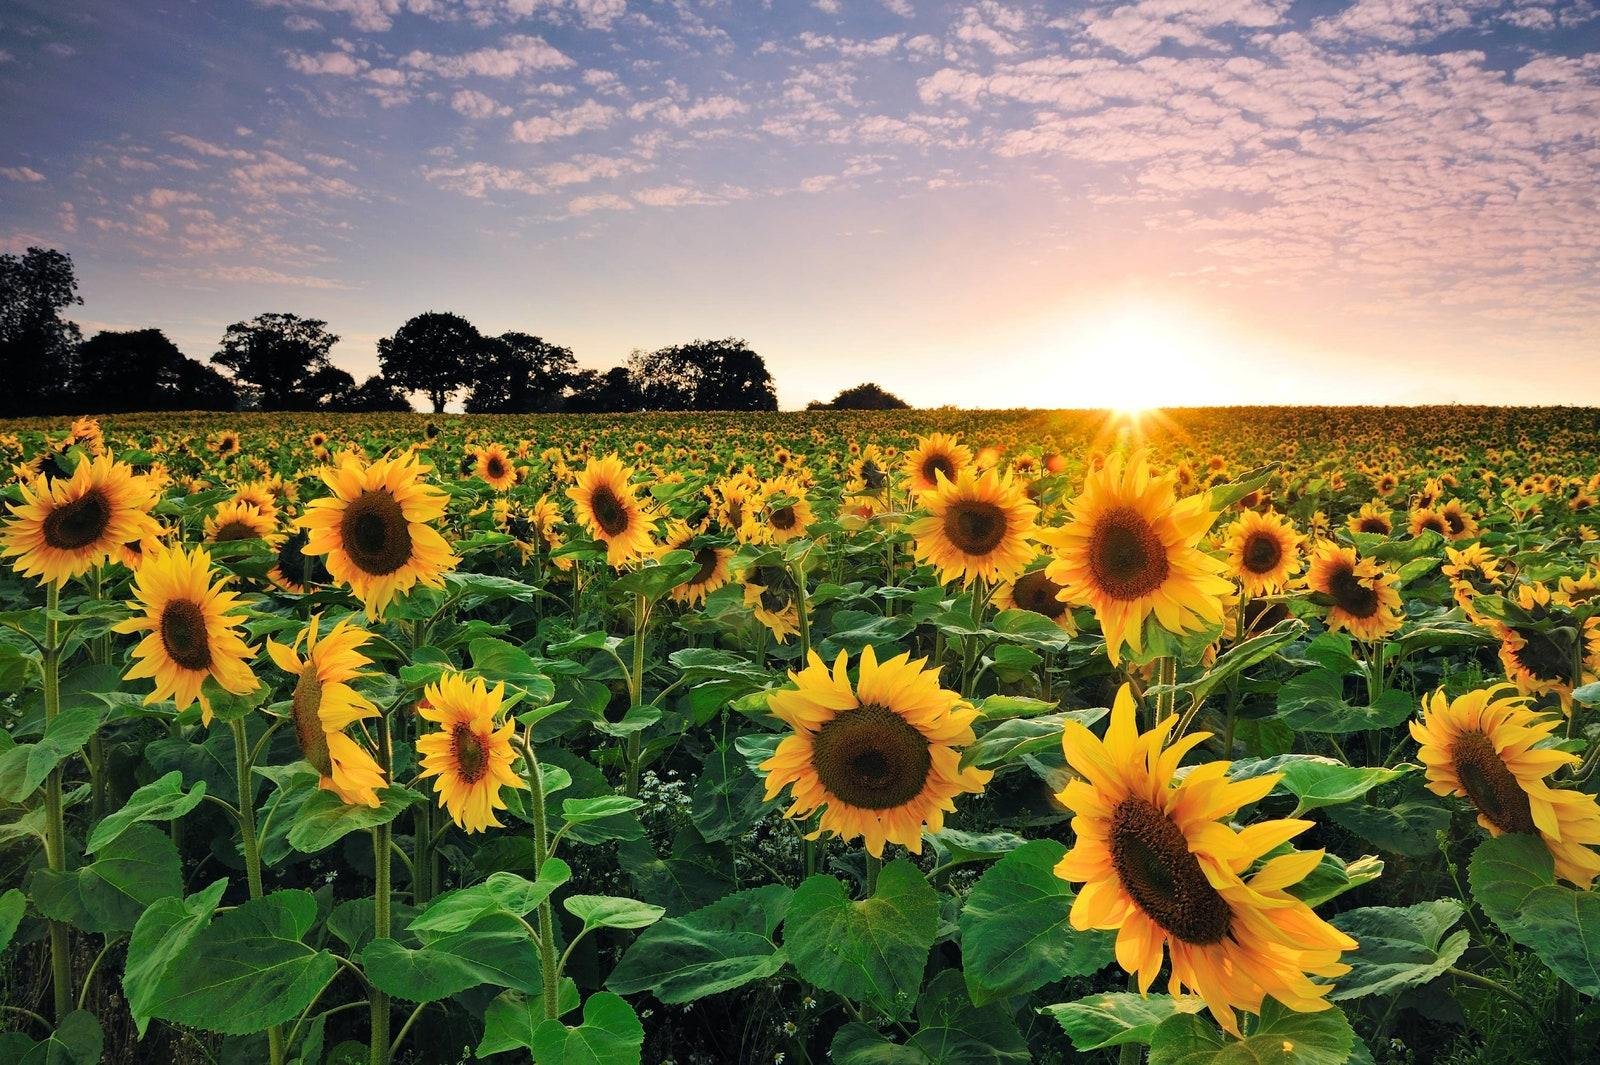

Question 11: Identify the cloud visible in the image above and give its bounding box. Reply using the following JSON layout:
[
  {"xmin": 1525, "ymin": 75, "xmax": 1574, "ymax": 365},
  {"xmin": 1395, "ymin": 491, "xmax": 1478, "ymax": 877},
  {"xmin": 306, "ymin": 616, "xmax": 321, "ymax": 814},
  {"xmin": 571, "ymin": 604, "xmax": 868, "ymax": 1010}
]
[
  {"xmin": 510, "ymin": 99, "xmax": 617, "ymax": 142},
  {"xmin": 451, "ymin": 89, "xmax": 510, "ymax": 118},
  {"xmin": 287, "ymin": 49, "xmax": 368, "ymax": 75},
  {"xmin": 627, "ymin": 94, "xmax": 748, "ymax": 125},
  {"xmin": 567, "ymin": 192, "xmax": 633, "ymax": 214},
  {"xmin": 0, "ymin": 166, "xmax": 45, "ymax": 182},
  {"xmin": 401, "ymin": 35, "xmax": 572, "ymax": 78}
]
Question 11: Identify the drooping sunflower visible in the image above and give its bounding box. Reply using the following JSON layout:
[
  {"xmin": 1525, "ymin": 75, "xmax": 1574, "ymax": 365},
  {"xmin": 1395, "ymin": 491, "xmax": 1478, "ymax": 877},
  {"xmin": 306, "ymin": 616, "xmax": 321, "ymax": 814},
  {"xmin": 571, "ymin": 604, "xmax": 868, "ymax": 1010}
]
[
  {"xmin": 994, "ymin": 567, "xmax": 1078, "ymax": 633},
  {"xmin": 301, "ymin": 452, "xmax": 459, "ymax": 619},
  {"xmin": 475, "ymin": 443, "xmax": 518, "ymax": 492},
  {"xmin": 1442, "ymin": 543, "xmax": 1503, "ymax": 622},
  {"xmin": 761, "ymin": 645, "xmax": 992, "ymax": 858},
  {"xmin": 1491, "ymin": 582, "xmax": 1588, "ymax": 710},
  {"xmin": 660, "ymin": 521, "xmax": 732, "ymax": 606},
  {"xmin": 1037, "ymin": 451, "xmax": 1230, "ymax": 665},
  {"xmin": 1221, "ymin": 509, "xmax": 1303, "ymax": 596},
  {"xmin": 112, "ymin": 543, "xmax": 259, "ymax": 723},
  {"xmin": 1305, "ymin": 542, "xmax": 1403, "ymax": 642},
  {"xmin": 267, "ymin": 616, "xmax": 386, "ymax": 808},
  {"xmin": 416, "ymin": 673, "xmax": 524, "ymax": 833},
  {"xmin": 1346, "ymin": 502, "xmax": 1392, "ymax": 537},
  {"xmin": 1054, "ymin": 684, "xmax": 1356, "ymax": 1035},
  {"xmin": 742, "ymin": 563, "xmax": 800, "ymax": 642},
  {"xmin": 1411, "ymin": 685, "xmax": 1600, "ymax": 888},
  {"xmin": 268, "ymin": 528, "xmax": 331, "ymax": 593},
  {"xmin": 205, "ymin": 499, "xmax": 277, "ymax": 544},
  {"xmin": 567, "ymin": 454, "xmax": 655, "ymax": 566},
  {"xmin": 2, "ymin": 453, "xmax": 161, "ymax": 585},
  {"xmin": 907, "ymin": 467, "xmax": 1038, "ymax": 586},
  {"xmin": 903, "ymin": 432, "xmax": 973, "ymax": 495}
]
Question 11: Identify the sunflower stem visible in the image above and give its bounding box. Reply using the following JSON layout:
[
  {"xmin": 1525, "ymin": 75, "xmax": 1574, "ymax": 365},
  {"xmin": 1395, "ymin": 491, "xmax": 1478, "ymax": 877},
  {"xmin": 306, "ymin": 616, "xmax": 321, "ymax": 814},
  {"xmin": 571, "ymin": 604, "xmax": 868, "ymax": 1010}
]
[
  {"xmin": 41, "ymin": 581, "xmax": 73, "ymax": 1022},
  {"xmin": 230, "ymin": 716, "xmax": 285, "ymax": 1065},
  {"xmin": 1153, "ymin": 656, "xmax": 1177, "ymax": 724},
  {"xmin": 521, "ymin": 732, "xmax": 561, "ymax": 1021},
  {"xmin": 625, "ymin": 591, "xmax": 648, "ymax": 798},
  {"xmin": 791, "ymin": 556, "xmax": 819, "ymax": 879},
  {"xmin": 370, "ymin": 715, "xmax": 394, "ymax": 1065}
]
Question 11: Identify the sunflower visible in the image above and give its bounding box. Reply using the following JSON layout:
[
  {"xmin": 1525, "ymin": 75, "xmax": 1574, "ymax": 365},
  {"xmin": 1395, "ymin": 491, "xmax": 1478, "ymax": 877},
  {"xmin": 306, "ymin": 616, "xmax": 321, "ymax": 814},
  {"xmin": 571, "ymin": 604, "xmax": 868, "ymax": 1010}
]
[
  {"xmin": 903, "ymin": 432, "xmax": 973, "ymax": 494},
  {"xmin": 1411, "ymin": 685, "xmax": 1600, "ymax": 888},
  {"xmin": 211, "ymin": 430, "xmax": 241, "ymax": 457},
  {"xmin": 112, "ymin": 543, "xmax": 259, "ymax": 723},
  {"xmin": 1054, "ymin": 684, "xmax": 1355, "ymax": 1035},
  {"xmin": 205, "ymin": 500, "xmax": 277, "ymax": 544},
  {"xmin": 1407, "ymin": 506, "xmax": 1448, "ymax": 538},
  {"xmin": 416, "ymin": 673, "xmax": 524, "ymax": 833},
  {"xmin": 1442, "ymin": 543, "xmax": 1503, "ymax": 622},
  {"xmin": 2, "ymin": 453, "xmax": 161, "ymax": 585},
  {"xmin": 1438, "ymin": 499, "xmax": 1478, "ymax": 540},
  {"xmin": 760, "ymin": 645, "xmax": 992, "ymax": 858},
  {"xmin": 660, "ymin": 521, "xmax": 732, "ymax": 606},
  {"xmin": 907, "ymin": 467, "xmax": 1038, "ymax": 586},
  {"xmin": 1346, "ymin": 502, "xmax": 1392, "ymax": 537},
  {"xmin": 475, "ymin": 443, "xmax": 517, "ymax": 492},
  {"xmin": 301, "ymin": 452, "xmax": 458, "ymax": 619},
  {"xmin": 567, "ymin": 454, "xmax": 655, "ymax": 566},
  {"xmin": 1037, "ymin": 451, "xmax": 1230, "ymax": 665},
  {"xmin": 268, "ymin": 529, "xmax": 330, "ymax": 593},
  {"xmin": 742, "ymin": 564, "xmax": 800, "ymax": 642},
  {"xmin": 267, "ymin": 616, "xmax": 386, "ymax": 808},
  {"xmin": 1492, "ymin": 582, "xmax": 1586, "ymax": 710},
  {"xmin": 760, "ymin": 476, "xmax": 815, "ymax": 544},
  {"xmin": 1306, "ymin": 543, "xmax": 1403, "ymax": 642},
  {"xmin": 847, "ymin": 445, "xmax": 893, "ymax": 496},
  {"xmin": 232, "ymin": 482, "xmax": 281, "ymax": 523},
  {"xmin": 1222, "ymin": 509, "xmax": 1303, "ymax": 596},
  {"xmin": 994, "ymin": 567, "xmax": 1078, "ymax": 633}
]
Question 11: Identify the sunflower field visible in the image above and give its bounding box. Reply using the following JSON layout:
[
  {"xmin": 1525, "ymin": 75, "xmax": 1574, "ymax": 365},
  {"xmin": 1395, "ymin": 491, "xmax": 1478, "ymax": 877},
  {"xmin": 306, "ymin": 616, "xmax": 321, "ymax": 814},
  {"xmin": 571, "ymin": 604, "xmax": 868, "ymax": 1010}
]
[{"xmin": 2, "ymin": 407, "xmax": 1599, "ymax": 1065}]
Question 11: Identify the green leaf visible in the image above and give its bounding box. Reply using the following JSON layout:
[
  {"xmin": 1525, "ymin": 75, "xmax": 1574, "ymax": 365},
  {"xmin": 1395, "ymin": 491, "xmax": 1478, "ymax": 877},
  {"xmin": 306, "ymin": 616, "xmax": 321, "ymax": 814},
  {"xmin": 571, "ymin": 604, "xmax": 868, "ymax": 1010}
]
[
  {"xmin": 925, "ymin": 828, "xmax": 1028, "ymax": 870},
  {"xmin": 1325, "ymin": 792, "xmax": 1450, "ymax": 857},
  {"xmin": 972, "ymin": 695, "xmax": 1059, "ymax": 720},
  {"xmin": 689, "ymin": 739, "xmax": 769, "ymax": 842},
  {"xmin": 530, "ymin": 991, "xmax": 644, "ymax": 1065},
  {"xmin": 1209, "ymin": 464, "xmax": 1277, "ymax": 513},
  {"xmin": 87, "ymin": 771, "xmax": 206, "ymax": 853},
  {"xmin": 0, "ymin": 888, "xmax": 25, "ymax": 956},
  {"xmin": 1274, "ymin": 758, "xmax": 1410, "ymax": 815},
  {"xmin": 143, "ymin": 889, "xmax": 339, "ymax": 1035},
  {"xmin": 785, "ymin": 859, "xmax": 937, "ymax": 1019},
  {"xmin": 1275, "ymin": 670, "xmax": 1412, "ymax": 734},
  {"xmin": 962, "ymin": 707, "xmax": 1108, "ymax": 770},
  {"xmin": 0, "ymin": 704, "xmax": 102, "ymax": 802},
  {"xmin": 123, "ymin": 879, "xmax": 228, "ymax": 1037},
  {"xmin": 287, "ymin": 784, "xmax": 422, "ymax": 853},
  {"xmin": 1150, "ymin": 620, "xmax": 1303, "ymax": 710},
  {"xmin": 607, "ymin": 884, "xmax": 790, "ymax": 1003},
  {"xmin": 830, "ymin": 970, "xmax": 1029, "ymax": 1064},
  {"xmin": 18, "ymin": 1010, "xmax": 102, "ymax": 1065},
  {"xmin": 1468, "ymin": 834, "xmax": 1600, "ymax": 995},
  {"xmin": 30, "ymin": 823, "xmax": 183, "ymax": 933},
  {"xmin": 1289, "ymin": 853, "xmax": 1385, "ymax": 908},
  {"xmin": 1149, "ymin": 998, "xmax": 1354, "ymax": 1065},
  {"xmin": 959, "ymin": 840, "xmax": 1113, "ymax": 1005},
  {"xmin": 1041, "ymin": 993, "xmax": 1203, "ymax": 1053},
  {"xmin": 564, "ymin": 894, "xmax": 666, "ymax": 933},
  {"xmin": 469, "ymin": 637, "xmax": 556, "ymax": 702},
  {"xmin": 409, "ymin": 860, "xmax": 571, "ymax": 935},
  {"xmin": 610, "ymin": 554, "xmax": 700, "ymax": 605},
  {"xmin": 1328, "ymin": 900, "xmax": 1468, "ymax": 1001},
  {"xmin": 475, "ymin": 985, "xmax": 582, "ymax": 1058}
]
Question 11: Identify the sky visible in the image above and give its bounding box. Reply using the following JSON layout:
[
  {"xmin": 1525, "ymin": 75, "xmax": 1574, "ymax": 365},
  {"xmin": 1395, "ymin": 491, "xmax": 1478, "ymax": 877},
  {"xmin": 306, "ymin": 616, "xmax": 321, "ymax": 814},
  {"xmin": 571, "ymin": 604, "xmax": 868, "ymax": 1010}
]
[{"xmin": 2, "ymin": 0, "xmax": 1598, "ymax": 411}]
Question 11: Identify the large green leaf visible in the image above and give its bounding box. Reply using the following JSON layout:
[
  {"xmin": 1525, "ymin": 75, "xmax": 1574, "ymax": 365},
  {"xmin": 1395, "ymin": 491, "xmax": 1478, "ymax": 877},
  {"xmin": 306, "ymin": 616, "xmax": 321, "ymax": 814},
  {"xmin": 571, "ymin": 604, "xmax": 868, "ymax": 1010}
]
[
  {"xmin": 0, "ymin": 704, "xmax": 101, "ymax": 802},
  {"xmin": 961, "ymin": 707, "xmax": 1108, "ymax": 770},
  {"xmin": 409, "ymin": 860, "xmax": 571, "ymax": 935},
  {"xmin": 1275, "ymin": 669, "xmax": 1412, "ymax": 734},
  {"xmin": 287, "ymin": 784, "xmax": 422, "ymax": 853},
  {"xmin": 958, "ymin": 839, "xmax": 1113, "ymax": 1005},
  {"xmin": 564, "ymin": 894, "xmax": 666, "ymax": 933},
  {"xmin": 87, "ymin": 771, "xmax": 206, "ymax": 853},
  {"xmin": 1468, "ymin": 834, "xmax": 1600, "ymax": 995},
  {"xmin": 29, "ymin": 823, "xmax": 183, "ymax": 933},
  {"xmin": 1275, "ymin": 758, "xmax": 1410, "ymax": 816},
  {"xmin": 607, "ymin": 884, "xmax": 790, "ymax": 1003},
  {"xmin": 530, "ymin": 991, "xmax": 644, "ymax": 1065},
  {"xmin": 785, "ymin": 859, "xmax": 937, "ymax": 1019},
  {"xmin": 142, "ymin": 889, "xmax": 339, "ymax": 1035},
  {"xmin": 830, "ymin": 970, "xmax": 1029, "ymax": 1064},
  {"xmin": 1041, "ymin": 993, "xmax": 1204, "ymax": 1053},
  {"xmin": 688, "ymin": 738, "xmax": 769, "ymax": 842},
  {"xmin": 1328, "ymin": 900, "xmax": 1468, "ymax": 1001},
  {"xmin": 0, "ymin": 887, "xmax": 25, "ymax": 955},
  {"xmin": 362, "ymin": 908, "xmax": 546, "ymax": 1002},
  {"xmin": 474, "ymin": 984, "xmax": 582, "ymax": 1058},
  {"xmin": 123, "ymin": 879, "xmax": 228, "ymax": 1037},
  {"xmin": 1148, "ymin": 998, "xmax": 1354, "ymax": 1065},
  {"xmin": 17, "ymin": 1010, "xmax": 102, "ymax": 1065}
]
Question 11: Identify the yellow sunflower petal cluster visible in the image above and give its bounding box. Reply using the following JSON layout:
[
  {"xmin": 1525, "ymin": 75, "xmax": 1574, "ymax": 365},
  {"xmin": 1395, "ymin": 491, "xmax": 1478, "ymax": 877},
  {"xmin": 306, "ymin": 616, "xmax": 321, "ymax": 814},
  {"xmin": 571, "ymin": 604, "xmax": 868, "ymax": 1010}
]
[
  {"xmin": 1038, "ymin": 451, "xmax": 1230, "ymax": 665},
  {"xmin": 2, "ymin": 453, "xmax": 161, "ymax": 585},
  {"xmin": 567, "ymin": 454, "xmax": 655, "ymax": 566},
  {"xmin": 1054, "ymin": 685, "xmax": 1356, "ymax": 1036},
  {"xmin": 1412, "ymin": 685, "xmax": 1600, "ymax": 888},
  {"xmin": 1305, "ymin": 542, "xmax": 1403, "ymax": 641},
  {"xmin": 907, "ymin": 467, "xmax": 1038, "ymax": 586},
  {"xmin": 267, "ymin": 615, "xmax": 387, "ymax": 808},
  {"xmin": 301, "ymin": 451, "xmax": 458, "ymax": 619},
  {"xmin": 903, "ymin": 432, "xmax": 973, "ymax": 495},
  {"xmin": 416, "ymin": 672, "xmax": 524, "ymax": 833},
  {"xmin": 760, "ymin": 645, "xmax": 992, "ymax": 858},
  {"xmin": 1221, "ymin": 509, "xmax": 1303, "ymax": 596}
]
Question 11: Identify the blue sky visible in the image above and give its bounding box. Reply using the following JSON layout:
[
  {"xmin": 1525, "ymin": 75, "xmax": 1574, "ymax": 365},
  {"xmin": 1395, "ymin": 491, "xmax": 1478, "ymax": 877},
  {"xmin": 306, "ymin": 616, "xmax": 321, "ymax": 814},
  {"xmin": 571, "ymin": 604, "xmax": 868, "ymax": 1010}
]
[{"xmin": 2, "ymin": 0, "xmax": 1598, "ymax": 409}]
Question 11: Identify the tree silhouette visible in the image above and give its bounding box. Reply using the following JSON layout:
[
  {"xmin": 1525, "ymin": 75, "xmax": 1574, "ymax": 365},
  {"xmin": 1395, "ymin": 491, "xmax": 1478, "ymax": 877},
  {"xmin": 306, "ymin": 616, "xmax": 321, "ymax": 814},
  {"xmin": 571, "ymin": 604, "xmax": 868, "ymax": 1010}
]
[
  {"xmin": 807, "ymin": 382, "xmax": 910, "ymax": 410},
  {"xmin": 466, "ymin": 332, "xmax": 578, "ymax": 413},
  {"xmin": 627, "ymin": 338, "xmax": 776, "ymax": 411},
  {"xmin": 71, "ymin": 329, "xmax": 236, "ymax": 411},
  {"xmin": 378, "ymin": 311, "xmax": 482, "ymax": 413},
  {"xmin": 0, "ymin": 247, "xmax": 82, "ymax": 415},
  {"xmin": 336, "ymin": 374, "xmax": 413, "ymax": 412},
  {"xmin": 565, "ymin": 366, "xmax": 641, "ymax": 412},
  {"xmin": 212, "ymin": 313, "xmax": 343, "ymax": 410}
]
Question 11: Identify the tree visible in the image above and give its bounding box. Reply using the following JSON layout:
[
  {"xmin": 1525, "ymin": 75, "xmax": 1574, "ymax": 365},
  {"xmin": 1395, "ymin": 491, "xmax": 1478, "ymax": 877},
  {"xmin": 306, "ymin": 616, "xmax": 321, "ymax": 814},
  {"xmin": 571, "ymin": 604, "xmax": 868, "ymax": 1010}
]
[
  {"xmin": 377, "ymin": 311, "xmax": 482, "ymax": 413},
  {"xmin": 70, "ymin": 329, "xmax": 237, "ymax": 411},
  {"xmin": 211, "ymin": 313, "xmax": 343, "ymax": 410},
  {"xmin": 564, "ymin": 366, "xmax": 641, "ymax": 413},
  {"xmin": 627, "ymin": 337, "xmax": 776, "ymax": 411},
  {"xmin": 0, "ymin": 247, "xmax": 82, "ymax": 415},
  {"xmin": 807, "ymin": 382, "xmax": 910, "ymax": 410},
  {"xmin": 337, "ymin": 375, "xmax": 413, "ymax": 412},
  {"xmin": 466, "ymin": 332, "xmax": 578, "ymax": 413}
]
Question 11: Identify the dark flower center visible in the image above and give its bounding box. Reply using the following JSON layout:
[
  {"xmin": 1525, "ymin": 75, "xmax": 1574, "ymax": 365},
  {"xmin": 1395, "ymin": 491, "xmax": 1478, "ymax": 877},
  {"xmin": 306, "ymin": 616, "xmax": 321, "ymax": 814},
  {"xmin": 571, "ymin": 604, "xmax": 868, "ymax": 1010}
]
[
  {"xmin": 921, "ymin": 454, "xmax": 956, "ymax": 485},
  {"xmin": 212, "ymin": 519, "xmax": 259, "ymax": 542},
  {"xmin": 1417, "ymin": 515, "xmax": 1446, "ymax": 535},
  {"xmin": 277, "ymin": 530, "xmax": 328, "ymax": 587},
  {"xmin": 1327, "ymin": 564, "xmax": 1378, "ymax": 618},
  {"xmin": 339, "ymin": 489, "xmax": 413, "ymax": 576},
  {"xmin": 1241, "ymin": 531, "xmax": 1283, "ymax": 574},
  {"xmin": 452, "ymin": 724, "xmax": 489, "ymax": 784},
  {"xmin": 1011, "ymin": 570, "xmax": 1068, "ymax": 618},
  {"xmin": 1445, "ymin": 511, "xmax": 1466, "ymax": 535},
  {"xmin": 1509, "ymin": 626, "xmax": 1574, "ymax": 683},
  {"xmin": 689, "ymin": 546, "xmax": 721, "ymax": 586},
  {"xmin": 159, "ymin": 599, "xmax": 212, "ymax": 671},
  {"xmin": 486, "ymin": 456, "xmax": 507, "ymax": 479},
  {"xmin": 1110, "ymin": 797, "xmax": 1232, "ymax": 945},
  {"xmin": 860, "ymin": 460, "xmax": 886, "ymax": 491},
  {"xmin": 589, "ymin": 485, "xmax": 631, "ymax": 536},
  {"xmin": 291, "ymin": 668, "xmax": 333, "ymax": 776},
  {"xmin": 943, "ymin": 500, "xmax": 1007, "ymax": 555},
  {"xmin": 1088, "ymin": 506, "xmax": 1170, "ymax": 600},
  {"xmin": 1356, "ymin": 517, "xmax": 1390, "ymax": 534},
  {"xmin": 771, "ymin": 505, "xmax": 797, "ymax": 530},
  {"xmin": 756, "ymin": 565, "xmax": 794, "ymax": 612},
  {"xmin": 42, "ymin": 487, "xmax": 113, "ymax": 551},
  {"xmin": 811, "ymin": 704, "xmax": 931, "ymax": 810},
  {"xmin": 1451, "ymin": 731, "xmax": 1536, "ymax": 834}
]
